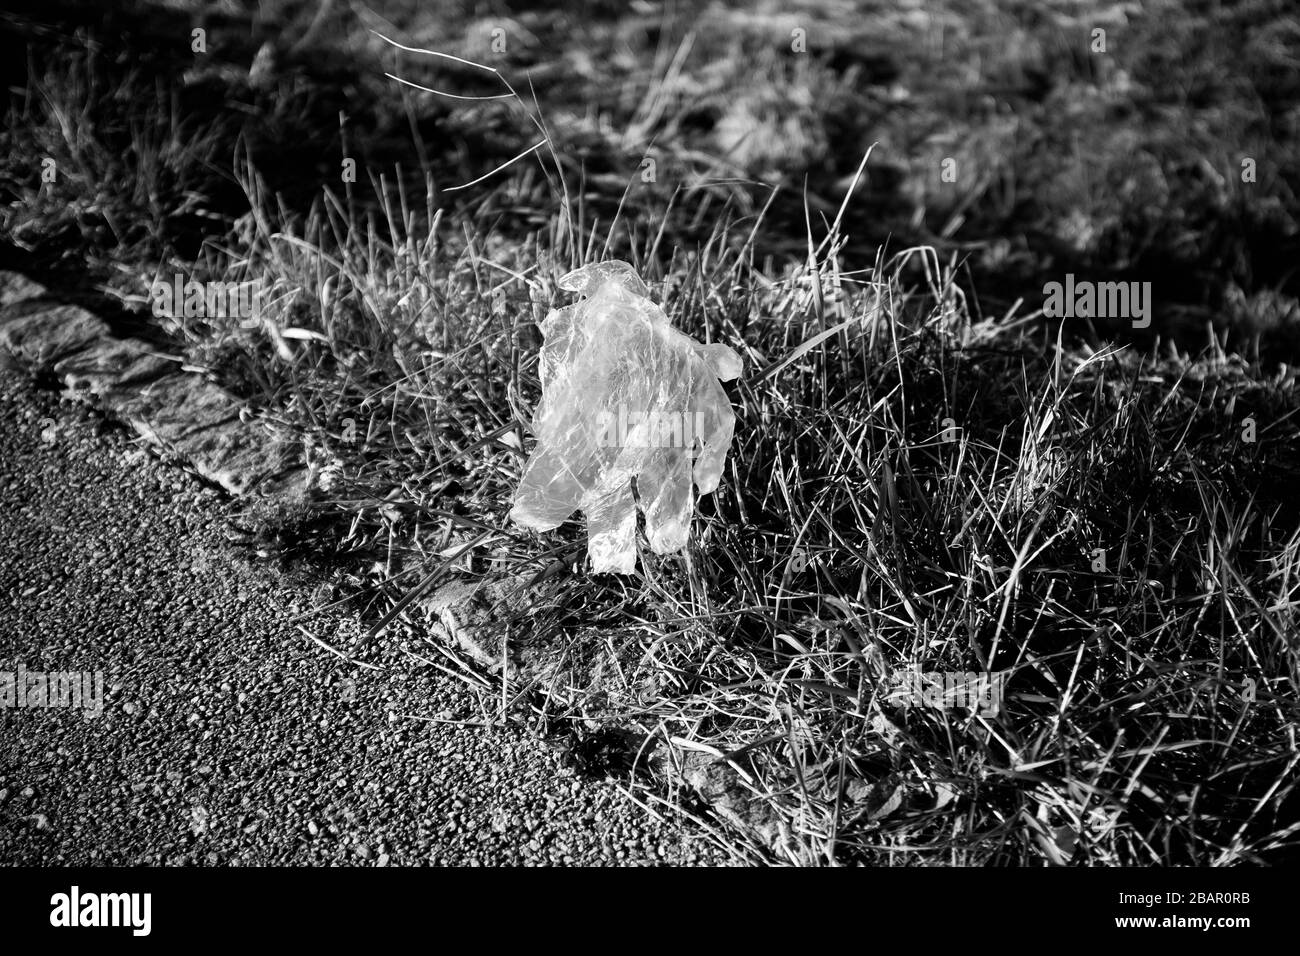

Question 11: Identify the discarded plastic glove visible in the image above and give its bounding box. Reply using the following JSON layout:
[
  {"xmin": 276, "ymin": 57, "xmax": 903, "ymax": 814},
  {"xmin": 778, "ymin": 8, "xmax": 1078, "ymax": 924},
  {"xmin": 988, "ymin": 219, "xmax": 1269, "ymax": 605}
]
[{"xmin": 509, "ymin": 260, "xmax": 742, "ymax": 573}]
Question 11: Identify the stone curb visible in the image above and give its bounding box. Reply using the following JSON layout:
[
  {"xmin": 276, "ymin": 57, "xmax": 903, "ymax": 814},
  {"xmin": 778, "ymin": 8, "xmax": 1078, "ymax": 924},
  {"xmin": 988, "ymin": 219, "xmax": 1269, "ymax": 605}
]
[{"xmin": 0, "ymin": 271, "xmax": 302, "ymax": 499}]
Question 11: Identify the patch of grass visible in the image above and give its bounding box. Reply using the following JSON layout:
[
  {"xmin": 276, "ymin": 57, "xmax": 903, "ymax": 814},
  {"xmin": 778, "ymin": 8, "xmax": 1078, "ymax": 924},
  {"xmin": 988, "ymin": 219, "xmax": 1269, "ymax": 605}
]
[
  {"xmin": 7, "ymin": 1, "xmax": 1298, "ymax": 344},
  {"xmin": 0, "ymin": 42, "xmax": 236, "ymax": 270},
  {"xmin": 102, "ymin": 152, "xmax": 1300, "ymax": 862}
]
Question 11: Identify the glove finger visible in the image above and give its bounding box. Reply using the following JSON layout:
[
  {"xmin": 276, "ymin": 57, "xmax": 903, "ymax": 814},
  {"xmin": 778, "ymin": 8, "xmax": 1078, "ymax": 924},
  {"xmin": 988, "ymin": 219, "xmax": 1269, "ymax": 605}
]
[
  {"xmin": 691, "ymin": 379, "xmax": 736, "ymax": 494},
  {"xmin": 637, "ymin": 446, "xmax": 693, "ymax": 554},
  {"xmin": 583, "ymin": 480, "xmax": 638, "ymax": 574},
  {"xmin": 696, "ymin": 342, "xmax": 743, "ymax": 381}
]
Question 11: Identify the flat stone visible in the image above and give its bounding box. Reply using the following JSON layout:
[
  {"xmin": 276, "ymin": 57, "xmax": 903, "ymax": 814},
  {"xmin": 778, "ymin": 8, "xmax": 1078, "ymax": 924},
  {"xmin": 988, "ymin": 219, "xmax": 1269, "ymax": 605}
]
[
  {"xmin": 103, "ymin": 374, "xmax": 240, "ymax": 443},
  {"xmin": 0, "ymin": 272, "xmax": 48, "ymax": 310},
  {"xmin": 681, "ymin": 751, "xmax": 783, "ymax": 850},
  {"xmin": 422, "ymin": 573, "xmax": 568, "ymax": 680},
  {"xmin": 0, "ymin": 305, "xmax": 110, "ymax": 370},
  {"xmin": 425, "ymin": 579, "xmax": 507, "ymax": 672},
  {"xmin": 255, "ymin": 467, "xmax": 310, "ymax": 501},
  {"xmin": 55, "ymin": 338, "xmax": 172, "ymax": 397},
  {"xmin": 170, "ymin": 421, "xmax": 284, "ymax": 496}
]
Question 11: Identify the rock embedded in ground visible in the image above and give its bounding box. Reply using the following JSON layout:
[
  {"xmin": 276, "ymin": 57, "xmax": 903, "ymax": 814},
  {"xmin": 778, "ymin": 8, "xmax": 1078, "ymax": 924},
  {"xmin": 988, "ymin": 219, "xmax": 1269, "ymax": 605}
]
[
  {"xmin": 424, "ymin": 577, "xmax": 517, "ymax": 673},
  {"xmin": 103, "ymin": 374, "xmax": 240, "ymax": 442},
  {"xmin": 168, "ymin": 420, "xmax": 288, "ymax": 496},
  {"xmin": 0, "ymin": 305, "xmax": 110, "ymax": 371},
  {"xmin": 681, "ymin": 752, "xmax": 783, "ymax": 849},
  {"xmin": 0, "ymin": 271, "xmax": 47, "ymax": 309},
  {"xmin": 55, "ymin": 338, "xmax": 173, "ymax": 398}
]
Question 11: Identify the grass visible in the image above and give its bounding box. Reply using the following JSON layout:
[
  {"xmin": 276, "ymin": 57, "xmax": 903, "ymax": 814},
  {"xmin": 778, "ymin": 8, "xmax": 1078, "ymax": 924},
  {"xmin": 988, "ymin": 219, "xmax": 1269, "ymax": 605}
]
[{"xmin": 2, "ymin": 0, "xmax": 1300, "ymax": 864}]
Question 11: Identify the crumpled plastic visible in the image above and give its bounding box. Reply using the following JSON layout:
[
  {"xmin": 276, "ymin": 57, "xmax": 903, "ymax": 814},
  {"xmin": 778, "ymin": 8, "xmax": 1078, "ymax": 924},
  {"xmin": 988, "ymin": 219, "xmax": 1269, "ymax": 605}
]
[{"xmin": 509, "ymin": 260, "xmax": 742, "ymax": 573}]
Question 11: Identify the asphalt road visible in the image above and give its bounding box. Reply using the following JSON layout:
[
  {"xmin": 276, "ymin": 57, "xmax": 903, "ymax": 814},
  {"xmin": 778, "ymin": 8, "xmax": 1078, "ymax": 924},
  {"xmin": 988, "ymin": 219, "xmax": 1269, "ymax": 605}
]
[{"xmin": 0, "ymin": 370, "xmax": 717, "ymax": 865}]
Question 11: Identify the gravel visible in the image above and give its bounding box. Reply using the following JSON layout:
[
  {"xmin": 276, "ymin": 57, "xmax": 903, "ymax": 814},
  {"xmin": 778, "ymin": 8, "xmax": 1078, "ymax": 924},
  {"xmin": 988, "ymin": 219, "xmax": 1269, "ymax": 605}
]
[{"xmin": 0, "ymin": 371, "xmax": 722, "ymax": 865}]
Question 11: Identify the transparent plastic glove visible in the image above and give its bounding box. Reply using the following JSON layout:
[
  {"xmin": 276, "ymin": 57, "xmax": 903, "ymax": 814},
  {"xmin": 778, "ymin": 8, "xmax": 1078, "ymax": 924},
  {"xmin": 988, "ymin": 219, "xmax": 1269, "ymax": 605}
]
[{"xmin": 509, "ymin": 260, "xmax": 742, "ymax": 573}]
